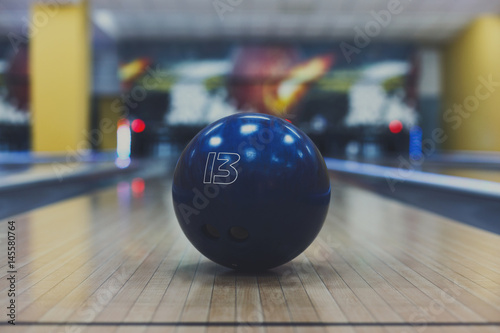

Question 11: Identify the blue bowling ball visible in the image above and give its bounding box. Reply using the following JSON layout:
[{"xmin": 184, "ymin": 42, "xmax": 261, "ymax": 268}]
[{"xmin": 172, "ymin": 113, "xmax": 330, "ymax": 270}]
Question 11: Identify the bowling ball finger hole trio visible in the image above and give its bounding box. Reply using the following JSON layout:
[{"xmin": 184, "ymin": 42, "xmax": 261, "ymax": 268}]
[{"xmin": 202, "ymin": 224, "xmax": 250, "ymax": 242}]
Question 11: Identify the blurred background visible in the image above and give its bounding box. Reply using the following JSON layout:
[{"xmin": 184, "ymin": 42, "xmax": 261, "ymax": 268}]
[
  {"xmin": 3, "ymin": 0, "xmax": 500, "ymax": 157},
  {"xmin": 0, "ymin": 0, "xmax": 499, "ymax": 223}
]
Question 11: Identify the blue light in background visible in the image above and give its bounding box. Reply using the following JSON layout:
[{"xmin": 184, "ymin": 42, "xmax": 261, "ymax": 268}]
[{"xmin": 409, "ymin": 126, "xmax": 423, "ymax": 160}]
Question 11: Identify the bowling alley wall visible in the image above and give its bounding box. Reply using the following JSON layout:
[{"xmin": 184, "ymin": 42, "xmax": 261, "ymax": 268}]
[
  {"xmin": 111, "ymin": 41, "xmax": 420, "ymax": 158},
  {"xmin": 0, "ymin": 38, "xmax": 425, "ymax": 158}
]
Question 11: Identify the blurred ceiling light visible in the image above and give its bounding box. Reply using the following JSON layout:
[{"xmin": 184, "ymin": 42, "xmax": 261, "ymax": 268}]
[
  {"xmin": 364, "ymin": 62, "xmax": 409, "ymax": 82},
  {"xmin": 174, "ymin": 61, "xmax": 231, "ymax": 80},
  {"xmin": 93, "ymin": 10, "xmax": 117, "ymax": 38}
]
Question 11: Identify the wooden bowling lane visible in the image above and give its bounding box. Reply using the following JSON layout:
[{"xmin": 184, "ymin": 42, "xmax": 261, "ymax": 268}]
[{"xmin": 0, "ymin": 175, "xmax": 499, "ymax": 333}]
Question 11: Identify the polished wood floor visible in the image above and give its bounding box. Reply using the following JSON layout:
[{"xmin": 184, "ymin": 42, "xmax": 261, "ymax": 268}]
[{"xmin": 1, "ymin": 174, "xmax": 499, "ymax": 332}]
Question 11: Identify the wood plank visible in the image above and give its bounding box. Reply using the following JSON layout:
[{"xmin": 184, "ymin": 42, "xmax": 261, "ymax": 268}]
[
  {"xmin": 151, "ymin": 245, "xmax": 201, "ymax": 322},
  {"xmin": 274, "ymin": 264, "xmax": 321, "ymax": 322},
  {"xmin": 292, "ymin": 254, "xmax": 347, "ymax": 323},
  {"xmin": 257, "ymin": 274, "xmax": 291, "ymax": 323},
  {"xmin": 207, "ymin": 266, "xmax": 236, "ymax": 333}
]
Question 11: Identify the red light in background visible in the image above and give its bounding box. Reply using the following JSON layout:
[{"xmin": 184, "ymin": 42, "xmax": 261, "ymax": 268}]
[
  {"xmin": 285, "ymin": 119, "xmax": 292, "ymax": 123},
  {"xmin": 131, "ymin": 178, "xmax": 145, "ymax": 196},
  {"xmin": 389, "ymin": 120, "xmax": 403, "ymax": 134},
  {"xmin": 131, "ymin": 119, "xmax": 146, "ymax": 133}
]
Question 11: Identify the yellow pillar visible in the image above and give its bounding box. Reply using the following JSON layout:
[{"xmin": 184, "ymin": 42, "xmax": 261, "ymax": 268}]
[
  {"xmin": 30, "ymin": 1, "xmax": 90, "ymax": 153},
  {"xmin": 442, "ymin": 16, "xmax": 500, "ymax": 152}
]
